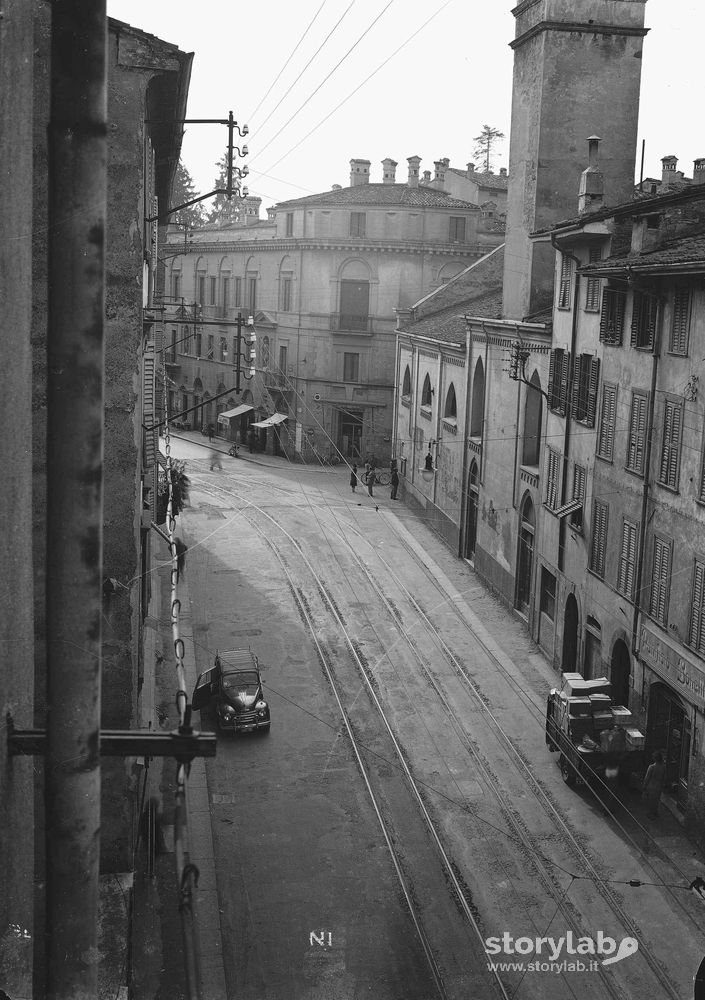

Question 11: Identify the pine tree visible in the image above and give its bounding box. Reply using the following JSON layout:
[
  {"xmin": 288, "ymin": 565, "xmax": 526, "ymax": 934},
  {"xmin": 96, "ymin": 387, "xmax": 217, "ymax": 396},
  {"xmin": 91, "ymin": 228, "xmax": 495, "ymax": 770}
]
[
  {"xmin": 205, "ymin": 154, "xmax": 242, "ymax": 225},
  {"xmin": 472, "ymin": 125, "xmax": 505, "ymax": 174},
  {"xmin": 170, "ymin": 161, "xmax": 206, "ymax": 228}
]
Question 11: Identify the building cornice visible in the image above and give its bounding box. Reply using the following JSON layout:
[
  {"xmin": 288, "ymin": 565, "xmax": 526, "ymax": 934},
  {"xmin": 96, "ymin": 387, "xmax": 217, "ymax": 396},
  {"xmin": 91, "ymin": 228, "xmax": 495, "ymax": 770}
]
[
  {"xmin": 167, "ymin": 237, "xmax": 493, "ymax": 259},
  {"xmin": 511, "ymin": 20, "xmax": 648, "ymax": 50}
]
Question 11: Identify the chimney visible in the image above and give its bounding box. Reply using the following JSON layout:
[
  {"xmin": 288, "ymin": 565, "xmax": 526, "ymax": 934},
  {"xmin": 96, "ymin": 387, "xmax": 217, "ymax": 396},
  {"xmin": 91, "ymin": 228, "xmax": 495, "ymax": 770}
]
[
  {"xmin": 422, "ymin": 170, "xmax": 431, "ymax": 184},
  {"xmin": 434, "ymin": 158, "xmax": 448, "ymax": 185},
  {"xmin": 466, "ymin": 162, "xmax": 476, "ymax": 176},
  {"xmin": 578, "ymin": 136, "xmax": 604, "ymax": 215},
  {"xmin": 693, "ymin": 158, "xmax": 705, "ymax": 185},
  {"xmin": 407, "ymin": 155, "xmax": 421, "ymax": 188},
  {"xmin": 349, "ymin": 158, "xmax": 370, "ymax": 186},
  {"xmin": 242, "ymin": 195, "xmax": 262, "ymax": 225},
  {"xmin": 267, "ymin": 207, "xmax": 276, "ymax": 221},
  {"xmin": 661, "ymin": 155, "xmax": 678, "ymax": 186},
  {"xmin": 381, "ymin": 157, "xmax": 398, "ymax": 184},
  {"xmin": 499, "ymin": 167, "xmax": 507, "ymax": 178}
]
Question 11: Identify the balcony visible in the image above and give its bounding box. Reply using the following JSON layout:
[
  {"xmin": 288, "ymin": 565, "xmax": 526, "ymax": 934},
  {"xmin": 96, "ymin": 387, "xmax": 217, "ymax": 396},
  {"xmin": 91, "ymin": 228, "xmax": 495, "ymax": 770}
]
[
  {"xmin": 264, "ymin": 371, "xmax": 288, "ymax": 389},
  {"xmin": 329, "ymin": 313, "xmax": 373, "ymax": 334}
]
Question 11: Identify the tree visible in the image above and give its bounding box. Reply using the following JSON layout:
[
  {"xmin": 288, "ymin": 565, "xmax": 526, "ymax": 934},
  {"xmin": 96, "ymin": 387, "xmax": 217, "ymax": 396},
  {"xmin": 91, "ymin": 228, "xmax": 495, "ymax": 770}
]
[
  {"xmin": 170, "ymin": 161, "xmax": 206, "ymax": 228},
  {"xmin": 472, "ymin": 125, "xmax": 505, "ymax": 174},
  {"xmin": 205, "ymin": 154, "xmax": 243, "ymax": 226}
]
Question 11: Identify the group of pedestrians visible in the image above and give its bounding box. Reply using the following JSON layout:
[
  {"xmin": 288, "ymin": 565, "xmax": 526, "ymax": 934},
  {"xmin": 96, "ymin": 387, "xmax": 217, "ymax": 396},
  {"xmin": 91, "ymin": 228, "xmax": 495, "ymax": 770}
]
[{"xmin": 349, "ymin": 462, "xmax": 400, "ymax": 500}]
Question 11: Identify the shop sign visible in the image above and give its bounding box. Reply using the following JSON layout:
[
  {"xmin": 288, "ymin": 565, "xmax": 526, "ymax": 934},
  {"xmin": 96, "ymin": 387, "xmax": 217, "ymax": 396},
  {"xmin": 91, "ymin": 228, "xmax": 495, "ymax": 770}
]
[{"xmin": 640, "ymin": 623, "xmax": 705, "ymax": 711}]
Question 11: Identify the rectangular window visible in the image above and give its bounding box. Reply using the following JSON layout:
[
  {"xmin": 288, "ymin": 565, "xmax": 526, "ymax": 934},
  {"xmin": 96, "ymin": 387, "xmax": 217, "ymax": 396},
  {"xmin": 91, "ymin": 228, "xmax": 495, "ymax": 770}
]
[
  {"xmin": 180, "ymin": 324, "xmax": 191, "ymax": 355},
  {"xmin": 248, "ymin": 277, "xmax": 257, "ymax": 312},
  {"xmin": 166, "ymin": 328, "xmax": 177, "ymax": 363},
  {"xmin": 234, "ymin": 276, "xmax": 242, "ymax": 307},
  {"xmin": 618, "ymin": 519, "xmax": 638, "ymax": 600},
  {"xmin": 540, "ymin": 568, "xmax": 556, "ymax": 620},
  {"xmin": 343, "ymin": 352, "xmax": 360, "ymax": 382},
  {"xmin": 172, "ymin": 274, "xmax": 181, "ymax": 300},
  {"xmin": 208, "ymin": 276, "xmax": 217, "ymax": 305},
  {"xmin": 650, "ymin": 536, "xmax": 671, "ymax": 626},
  {"xmin": 599, "ymin": 287, "xmax": 626, "ymax": 345},
  {"xmin": 280, "ymin": 277, "xmax": 292, "ymax": 312},
  {"xmin": 658, "ymin": 397, "xmax": 683, "ymax": 490},
  {"xmin": 590, "ymin": 500, "xmax": 609, "ymax": 578},
  {"xmin": 449, "ymin": 216, "xmax": 466, "ymax": 242},
  {"xmin": 545, "ymin": 448, "xmax": 561, "ymax": 510},
  {"xmin": 198, "ymin": 275, "xmax": 206, "ymax": 306},
  {"xmin": 286, "ymin": 212, "xmax": 294, "ymax": 237},
  {"xmin": 689, "ymin": 560, "xmax": 705, "ymax": 654},
  {"xmin": 572, "ymin": 353, "xmax": 600, "ymax": 426},
  {"xmin": 194, "ymin": 331, "xmax": 202, "ymax": 357},
  {"xmin": 584, "ymin": 248, "xmax": 602, "ymax": 311},
  {"xmin": 631, "ymin": 291, "xmax": 658, "ymax": 349},
  {"xmin": 207, "ymin": 334, "xmax": 214, "ymax": 360},
  {"xmin": 557, "ymin": 254, "xmax": 574, "ymax": 310},
  {"xmin": 339, "ymin": 280, "xmax": 370, "ymax": 331},
  {"xmin": 570, "ymin": 464, "xmax": 585, "ymax": 531},
  {"xmin": 669, "ymin": 286, "xmax": 691, "ymax": 355},
  {"xmin": 222, "ymin": 277, "xmax": 230, "ymax": 311},
  {"xmin": 626, "ymin": 392, "xmax": 648, "ymax": 476},
  {"xmin": 548, "ymin": 348, "xmax": 570, "ymax": 415},
  {"xmin": 597, "ymin": 383, "xmax": 617, "ymax": 461},
  {"xmin": 220, "ymin": 337, "xmax": 227, "ymax": 362},
  {"xmin": 279, "ymin": 344, "xmax": 288, "ymax": 377},
  {"xmin": 350, "ymin": 212, "xmax": 366, "ymax": 237}
]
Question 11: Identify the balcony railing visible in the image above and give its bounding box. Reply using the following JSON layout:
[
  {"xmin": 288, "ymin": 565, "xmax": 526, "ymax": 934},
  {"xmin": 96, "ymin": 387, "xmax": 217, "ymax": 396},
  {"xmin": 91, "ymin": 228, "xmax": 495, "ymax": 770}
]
[
  {"xmin": 263, "ymin": 371, "xmax": 288, "ymax": 388},
  {"xmin": 329, "ymin": 313, "xmax": 373, "ymax": 334}
]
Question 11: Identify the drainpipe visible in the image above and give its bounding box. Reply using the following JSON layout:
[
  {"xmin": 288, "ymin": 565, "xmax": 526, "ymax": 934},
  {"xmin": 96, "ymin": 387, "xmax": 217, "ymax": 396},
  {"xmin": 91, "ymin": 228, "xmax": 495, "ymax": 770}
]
[
  {"xmin": 458, "ymin": 318, "xmax": 473, "ymax": 556},
  {"xmin": 45, "ymin": 5, "xmax": 106, "ymax": 1000},
  {"xmin": 392, "ymin": 325, "xmax": 401, "ymax": 465},
  {"xmin": 632, "ymin": 290, "xmax": 662, "ymax": 663},
  {"xmin": 551, "ymin": 236, "xmax": 581, "ymax": 574},
  {"xmin": 512, "ymin": 321, "xmax": 521, "ymax": 512}
]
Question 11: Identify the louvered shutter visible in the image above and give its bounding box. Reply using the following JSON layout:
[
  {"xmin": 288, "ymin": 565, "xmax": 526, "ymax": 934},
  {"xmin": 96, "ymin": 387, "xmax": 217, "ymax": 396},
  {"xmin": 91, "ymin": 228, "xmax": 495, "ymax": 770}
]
[
  {"xmin": 591, "ymin": 500, "xmax": 608, "ymax": 577},
  {"xmin": 598, "ymin": 384, "xmax": 617, "ymax": 460},
  {"xmin": 690, "ymin": 562, "xmax": 705, "ymax": 652},
  {"xmin": 651, "ymin": 537, "xmax": 670, "ymax": 625},
  {"xmin": 659, "ymin": 400, "xmax": 682, "ymax": 488},
  {"xmin": 630, "ymin": 293, "xmax": 642, "ymax": 347},
  {"xmin": 572, "ymin": 354, "xmax": 583, "ymax": 419},
  {"xmin": 142, "ymin": 349, "xmax": 157, "ymax": 474},
  {"xmin": 585, "ymin": 357, "xmax": 600, "ymax": 427},
  {"xmin": 548, "ymin": 349, "xmax": 557, "ymax": 410},
  {"xmin": 559, "ymin": 351, "xmax": 570, "ymax": 416},
  {"xmin": 671, "ymin": 288, "xmax": 691, "ymax": 354},
  {"xmin": 618, "ymin": 519, "xmax": 637, "ymax": 599},
  {"xmin": 628, "ymin": 394, "xmax": 647, "ymax": 474}
]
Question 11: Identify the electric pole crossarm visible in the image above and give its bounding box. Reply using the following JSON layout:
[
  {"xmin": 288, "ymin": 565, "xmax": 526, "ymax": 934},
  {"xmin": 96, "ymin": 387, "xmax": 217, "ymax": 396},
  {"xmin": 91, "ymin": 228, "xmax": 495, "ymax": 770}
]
[{"xmin": 8, "ymin": 721, "xmax": 217, "ymax": 760}]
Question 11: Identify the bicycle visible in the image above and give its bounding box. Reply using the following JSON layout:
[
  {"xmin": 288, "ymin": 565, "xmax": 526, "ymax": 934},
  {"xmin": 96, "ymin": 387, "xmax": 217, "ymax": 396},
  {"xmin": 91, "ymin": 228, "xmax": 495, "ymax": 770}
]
[{"xmin": 362, "ymin": 468, "xmax": 390, "ymax": 486}]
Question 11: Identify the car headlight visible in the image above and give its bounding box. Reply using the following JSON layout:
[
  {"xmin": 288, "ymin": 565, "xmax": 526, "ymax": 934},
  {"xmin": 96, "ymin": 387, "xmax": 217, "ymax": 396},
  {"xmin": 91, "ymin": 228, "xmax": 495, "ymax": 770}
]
[{"xmin": 255, "ymin": 701, "xmax": 268, "ymax": 717}]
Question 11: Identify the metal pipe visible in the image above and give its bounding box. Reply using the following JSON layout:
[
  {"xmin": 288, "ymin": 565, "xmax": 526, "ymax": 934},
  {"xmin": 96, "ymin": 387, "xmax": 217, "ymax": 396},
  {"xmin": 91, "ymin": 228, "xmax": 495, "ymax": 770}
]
[{"xmin": 45, "ymin": 4, "xmax": 106, "ymax": 998}]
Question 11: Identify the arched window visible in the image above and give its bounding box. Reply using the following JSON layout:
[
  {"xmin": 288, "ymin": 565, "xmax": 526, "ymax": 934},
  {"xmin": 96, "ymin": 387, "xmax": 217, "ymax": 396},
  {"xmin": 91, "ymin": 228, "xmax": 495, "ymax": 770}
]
[
  {"xmin": 522, "ymin": 370, "xmax": 543, "ymax": 466},
  {"xmin": 402, "ymin": 365, "xmax": 411, "ymax": 399},
  {"xmin": 193, "ymin": 377, "xmax": 203, "ymax": 394},
  {"xmin": 444, "ymin": 383, "xmax": 457, "ymax": 419},
  {"xmin": 261, "ymin": 336, "xmax": 270, "ymax": 369},
  {"xmin": 470, "ymin": 358, "xmax": 485, "ymax": 436},
  {"xmin": 421, "ymin": 374, "xmax": 432, "ymax": 407}
]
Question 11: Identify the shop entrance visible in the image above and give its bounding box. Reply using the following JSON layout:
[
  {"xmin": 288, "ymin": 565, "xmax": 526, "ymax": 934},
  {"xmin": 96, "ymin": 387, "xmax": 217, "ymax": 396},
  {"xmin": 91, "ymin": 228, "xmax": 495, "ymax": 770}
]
[
  {"xmin": 339, "ymin": 408, "xmax": 363, "ymax": 461},
  {"xmin": 515, "ymin": 494, "xmax": 535, "ymax": 617},
  {"xmin": 648, "ymin": 683, "xmax": 691, "ymax": 810},
  {"xmin": 463, "ymin": 460, "xmax": 479, "ymax": 561}
]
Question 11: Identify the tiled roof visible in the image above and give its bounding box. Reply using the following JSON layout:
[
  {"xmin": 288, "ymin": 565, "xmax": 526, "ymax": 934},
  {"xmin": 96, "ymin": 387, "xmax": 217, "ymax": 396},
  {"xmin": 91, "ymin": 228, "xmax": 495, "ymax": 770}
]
[
  {"xmin": 275, "ymin": 183, "xmax": 479, "ymax": 211},
  {"xmin": 532, "ymin": 185, "xmax": 705, "ymax": 237},
  {"xmin": 581, "ymin": 232, "xmax": 705, "ymax": 273},
  {"xmin": 448, "ymin": 168, "xmax": 508, "ymax": 191}
]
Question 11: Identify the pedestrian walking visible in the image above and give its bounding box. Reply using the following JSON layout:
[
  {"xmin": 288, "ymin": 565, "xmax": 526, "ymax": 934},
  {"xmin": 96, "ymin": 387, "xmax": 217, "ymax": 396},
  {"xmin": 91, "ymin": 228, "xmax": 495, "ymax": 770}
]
[
  {"xmin": 350, "ymin": 464, "xmax": 358, "ymax": 493},
  {"xmin": 367, "ymin": 468, "xmax": 376, "ymax": 497},
  {"xmin": 209, "ymin": 449, "xmax": 222, "ymax": 471},
  {"xmin": 643, "ymin": 750, "xmax": 667, "ymax": 817},
  {"xmin": 207, "ymin": 422, "xmax": 215, "ymax": 442},
  {"xmin": 247, "ymin": 428, "xmax": 255, "ymax": 453},
  {"xmin": 174, "ymin": 536, "xmax": 187, "ymax": 582},
  {"xmin": 390, "ymin": 467, "xmax": 400, "ymax": 500}
]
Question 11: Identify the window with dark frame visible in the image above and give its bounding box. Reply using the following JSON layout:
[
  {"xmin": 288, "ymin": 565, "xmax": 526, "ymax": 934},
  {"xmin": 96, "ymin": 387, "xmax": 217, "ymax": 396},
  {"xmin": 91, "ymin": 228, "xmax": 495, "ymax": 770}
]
[
  {"xmin": 248, "ymin": 276, "xmax": 257, "ymax": 312},
  {"xmin": 198, "ymin": 275, "xmax": 206, "ymax": 305},
  {"xmin": 279, "ymin": 344, "xmax": 288, "ymax": 378},
  {"xmin": 658, "ymin": 397, "xmax": 683, "ymax": 490},
  {"xmin": 343, "ymin": 352, "xmax": 359, "ymax": 382},
  {"xmin": 280, "ymin": 276, "xmax": 292, "ymax": 312},
  {"xmin": 618, "ymin": 518, "xmax": 638, "ymax": 600},
  {"xmin": 207, "ymin": 334, "xmax": 214, "ymax": 359},
  {"xmin": 548, "ymin": 348, "xmax": 570, "ymax": 415},
  {"xmin": 597, "ymin": 383, "xmax": 617, "ymax": 461},
  {"xmin": 444, "ymin": 383, "xmax": 457, "ymax": 419},
  {"xmin": 626, "ymin": 391, "xmax": 648, "ymax": 476},
  {"xmin": 584, "ymin": 248, "xmax": 602, "ymax": 312},
  {"xmin": 631, "ymin": 291, "xmax": 658, "ymax": 349},
  {"xmin": 350, "ymin": 212, "xmax": 366, "ymax": 237},
  {"xmin": 689, "ymin": 560, "xmax": 705, "ymax": 654},
  {"xmin": 540, "ymin": 568, "xmax": 556, "ymax": 621},
  {"xmin": 599, "ymin": 287, "xmax": 626, "ymax": 345},
  {"xmin": 572, "ymin": 353, "xmax": 600, "ymax": 426},
  {"xmin": 545, "ymin": 448, "xmax": 561, "ymax": 510},
  {"xmin": 449, "ymin": 216, "xmax": 466, "ymax": 242},
  {"xmin": 421, "ymin": 374, "xmax": 432, "ymax": 407},
  {"xmin": 402, "ymin": 365, "xmax": 411, "ymax": 400},
  {"xmin": 172, "ymin": 273, "xmax": 181, "ymax": 300},
  {"xmin": 650, "ymin": 536, "xmax": 671, "ymax": 626},
  {"xmin": 570, "ymin": 464, "xmax": 585, "ymax": 530},
  {"xmin": 557, "ymin": 253, "xmax": 574, "ymax": 310},
  {"xmin": 669, "ymin": 286, "xmax": 691, "ymax": 355},
  {"xmin": 222, "ymin": 276, "xmax": 230, "ymax": 311},
  {"xmin": 209, "ymin": 276, "xmax": 217, "ymax": 305},
  {"xmin": 194, "ymin": 330, "xmax": 202, "ymax": 356},
  {"xmin": 285, "ymin": 212, "xmax": 294, "ymax": 237},
  {"xmin": 234, "ymin": 276, "xmax": 242, "ymax": 307},
  {"xmin": 219, "ymin": 337, "xmax": 227, "ymax": 362},
  {"xmin": 590, "ymin": 499, "xmax": 609, "ymax": 578}
]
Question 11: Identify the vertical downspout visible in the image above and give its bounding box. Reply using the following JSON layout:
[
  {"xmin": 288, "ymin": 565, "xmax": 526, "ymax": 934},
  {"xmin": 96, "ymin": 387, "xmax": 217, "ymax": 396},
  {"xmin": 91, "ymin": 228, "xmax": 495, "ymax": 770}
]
[
  {"xmin": 512, "ymin": 322, "xmax": 521, "ymax": 512},
  {"xmin": 392, "ymin": 326, "xmax": 401, "ymax": 464},
  {"xmin": 458, "ymin": 318, "xmax": 473, "ymax": 556},
  {"xmin": 481, "ymin": 324, "xmax": 490, "ymax": 483},
  {"xmin": 45, "ymin": 5, "xmax": 106, "ymax": 999}
]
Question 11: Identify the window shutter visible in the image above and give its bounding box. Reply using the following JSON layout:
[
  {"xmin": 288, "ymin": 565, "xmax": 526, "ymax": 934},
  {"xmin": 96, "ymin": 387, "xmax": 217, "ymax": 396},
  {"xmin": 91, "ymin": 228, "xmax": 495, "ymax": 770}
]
[
  {"xmin": 598, "ymin": 384, "xmax": 617, "ymax": 460},
  {"xmin": 651, "ymin": 537, "xmax": 670, "ymax": 625},
  {"xmin": 591, "ymin": 500, "xmax": 608, "ymax": 577},
  {"xmin": 628, "ymin": 393, "xmax": 647, "ymax": 474},
  {"xmin": 659, "ymin": 400, "xmax": 682, "ymax": 489},
  {"xmin": 671, "ymin": 288, "xmax": 691, "ymax": 354},
  {"xmin": 559, "ymin": 351, "xmax": 570, "ymax": 416},
  {"xmin": 618, "ymin": 519, "xmax": 637, "ymax": 599},
  {"xmin": 630, "ymin": 293, "xmax": 642, "ymax": 347},
  {"xmin": 586, "ymin": 357, "xmax": 600, "ymax": 427},
  {"xmin": 571, "ymin": 354, "xmax": 582, "ymax": 417},
  {"xmin": 691, "ymin": 562, "xmax": 705, "ymax": 652},
  {"xmin": 142, "ymin": 348, "xmax": 157, "ymax": 474},
  {"xmin": 548, "ymin": 349, "xmax": 557, "ymax": 409}
]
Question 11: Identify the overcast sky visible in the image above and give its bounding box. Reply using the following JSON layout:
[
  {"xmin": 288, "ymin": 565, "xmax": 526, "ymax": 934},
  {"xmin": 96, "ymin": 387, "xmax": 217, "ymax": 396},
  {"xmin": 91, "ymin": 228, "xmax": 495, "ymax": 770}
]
[{"xmin": 107, "ymin": 0, "xmax": 703, "ymax": 210}]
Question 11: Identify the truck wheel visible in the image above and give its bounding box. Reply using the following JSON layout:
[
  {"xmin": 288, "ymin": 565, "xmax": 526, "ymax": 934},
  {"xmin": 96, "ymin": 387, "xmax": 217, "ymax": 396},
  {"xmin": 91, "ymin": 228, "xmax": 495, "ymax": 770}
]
[{"xmin": 560, "ymin": 755, "xmax": 576, "ymax": 787}]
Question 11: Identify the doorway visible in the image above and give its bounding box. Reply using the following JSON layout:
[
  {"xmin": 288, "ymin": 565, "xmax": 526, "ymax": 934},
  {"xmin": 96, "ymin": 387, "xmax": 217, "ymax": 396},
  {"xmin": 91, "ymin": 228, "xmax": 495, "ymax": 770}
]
[
  {"xmin": 610, "ymin": 639, "xmax": 631, "ymax": 708},
  {"xmin": 562, "ymin": 593, "xmax": 579, "ymax": 674},
  {"xmin": 464, "ymin": 460, "xmax": 479, "ymax": 561},
  {"xmin": 516, "ymin": 494, "xmax": 535, "ymax": 616},
  {"xmin": 339, "ymin": 408, "xmax": 363, "ymax": 460},
  {"xmin": 648, "ymin": 684, "xmax": 691, "ymax": 809}
]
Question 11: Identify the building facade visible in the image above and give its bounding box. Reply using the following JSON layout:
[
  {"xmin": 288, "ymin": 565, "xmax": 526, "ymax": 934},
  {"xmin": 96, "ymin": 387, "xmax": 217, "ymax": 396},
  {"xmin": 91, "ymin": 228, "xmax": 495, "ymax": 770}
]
[{"xmin": 162, "ymin": 157, "xmax": 501, "ymax": 465}]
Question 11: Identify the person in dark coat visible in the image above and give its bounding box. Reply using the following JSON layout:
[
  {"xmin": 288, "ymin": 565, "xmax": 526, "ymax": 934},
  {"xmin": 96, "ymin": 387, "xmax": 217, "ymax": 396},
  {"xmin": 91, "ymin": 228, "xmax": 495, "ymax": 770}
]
[
  {"xmin": 174, "ymin": 537, "xmax": 187, "ymax": 582},
  {"xmin": 390, "ymin": 467, "xmax": 400, "ymax": 500},
  {"xmin": 643, "ymin": 750, "xmax": 667, "ymax": 817},
  {"xmin": 350, "ymin": 465, "xmax": 358, "ymax": 493},
  {"xmin": 207, "ymin": 422, "xmax": 215, "ymax": 442},
  {"xmin": 247, "ymin": 428, "xmax": 255, "ymax": 453},
  {"xmin": 367, "ymin": 468, "xmax": 376, "ymax": 497}
]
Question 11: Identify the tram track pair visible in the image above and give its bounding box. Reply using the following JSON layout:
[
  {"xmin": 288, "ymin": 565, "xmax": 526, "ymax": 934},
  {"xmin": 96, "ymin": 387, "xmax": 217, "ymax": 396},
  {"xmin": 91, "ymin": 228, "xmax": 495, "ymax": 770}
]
[{"xmin": 193, "ymin": 475, "xmax": 691, "ymax": 999}]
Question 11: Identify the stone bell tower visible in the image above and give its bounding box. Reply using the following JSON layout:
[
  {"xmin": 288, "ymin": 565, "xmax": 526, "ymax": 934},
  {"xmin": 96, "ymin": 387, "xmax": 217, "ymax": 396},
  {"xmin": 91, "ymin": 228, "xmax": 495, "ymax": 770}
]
[{"xmin": 502, "ymin": 0, "xmax": 648, "ymax": 320}]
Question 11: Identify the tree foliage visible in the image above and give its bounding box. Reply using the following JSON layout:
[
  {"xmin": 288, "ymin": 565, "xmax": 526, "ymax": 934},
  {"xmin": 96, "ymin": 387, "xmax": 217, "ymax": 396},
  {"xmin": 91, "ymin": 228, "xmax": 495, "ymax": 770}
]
[
  {"xmin": 170, "ymin": 161, "xmax": 206, "ymax": 228},
  {"xmin": 205, "ymin": 154, "xmax": 242, "ymax": 225},
  {"xmin": 472, "ymin": 125, "xmax": 505, "ymax": 174}
]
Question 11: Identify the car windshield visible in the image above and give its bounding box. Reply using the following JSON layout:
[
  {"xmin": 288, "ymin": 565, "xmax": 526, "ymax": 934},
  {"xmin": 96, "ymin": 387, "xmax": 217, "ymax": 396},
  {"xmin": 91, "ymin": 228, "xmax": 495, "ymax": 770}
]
[{"xmin": 222, "ymin": 670, "xmax": 259, "ymax": 694}]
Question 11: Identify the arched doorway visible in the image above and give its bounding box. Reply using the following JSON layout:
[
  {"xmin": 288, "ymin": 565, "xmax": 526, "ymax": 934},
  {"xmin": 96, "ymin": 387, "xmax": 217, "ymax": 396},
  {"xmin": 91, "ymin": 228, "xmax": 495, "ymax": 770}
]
[
  {"xmin": 648, "ymin": 683, "xmax": 691, "ymax": 809},
  {"xmin": 610, "ymin": 639, "xmax": 631, "ymax": 708},
  {"xmin": 516, "ymin": 493, "xmax": 535, "ymax": 616},
  {"xmin": 562, "ymin": 593, "xmax": 579, "ymax": 673},
  {"xmin": 470, "ymin": 358, "xmax": 485, "ymax": 437},
  {"xmin": 464, "ymin": 460, "xmax": 479, "ymax": 561}
]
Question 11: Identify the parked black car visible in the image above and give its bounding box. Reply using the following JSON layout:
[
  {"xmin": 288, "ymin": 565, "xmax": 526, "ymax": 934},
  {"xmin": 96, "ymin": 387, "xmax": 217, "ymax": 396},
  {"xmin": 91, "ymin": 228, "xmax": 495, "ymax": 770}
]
[{"xmin": 192, "ymin": 649, "xmax": 270, "ymax": 733}]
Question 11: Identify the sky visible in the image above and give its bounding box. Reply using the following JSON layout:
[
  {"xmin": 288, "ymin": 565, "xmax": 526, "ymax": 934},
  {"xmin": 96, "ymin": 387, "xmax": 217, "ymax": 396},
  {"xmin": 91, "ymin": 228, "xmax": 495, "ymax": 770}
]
[{"xmin": 106, "ymin": 0, "xmax": 704, "ymax": 211}]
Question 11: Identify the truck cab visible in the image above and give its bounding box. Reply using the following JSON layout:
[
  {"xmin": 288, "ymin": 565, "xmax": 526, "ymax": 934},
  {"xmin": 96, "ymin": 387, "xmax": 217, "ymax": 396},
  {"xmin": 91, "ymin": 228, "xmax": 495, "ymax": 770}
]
[{"xmin": 192, "ymin": 649, "xmax": 271, "ymax": 734}]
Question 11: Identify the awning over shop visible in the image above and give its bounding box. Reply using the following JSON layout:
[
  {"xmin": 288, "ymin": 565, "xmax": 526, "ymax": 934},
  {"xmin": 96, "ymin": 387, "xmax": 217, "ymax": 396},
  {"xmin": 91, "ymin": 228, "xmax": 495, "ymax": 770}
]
[
  {"xmin": 218, "ymin": 404, "xmax": 254, "ymax": 421},
  {"xmin": 251, "ymin": 412, "xmax": 288, "ymax": 428}
]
